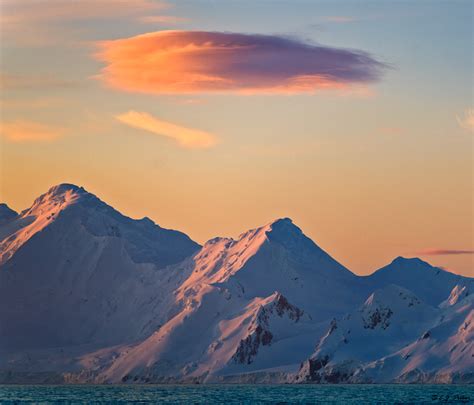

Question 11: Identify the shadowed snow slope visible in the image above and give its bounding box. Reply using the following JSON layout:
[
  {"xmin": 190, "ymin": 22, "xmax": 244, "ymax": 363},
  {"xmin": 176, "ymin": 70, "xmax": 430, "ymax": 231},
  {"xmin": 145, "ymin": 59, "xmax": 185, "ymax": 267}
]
[
  {"xmin": 0, "ymin": 203, "xmax": 18, "ymax": 225},
  {"xmin": 364, "ymin": 257, "xmax": 471, "ymax": 306},
  {"xmin": 0, "ymin": 184, "xmax": 200, "ymax": 351},
  {"xmin": 0, "ymin": 184, "xmax": 472, "ymax": 383}
]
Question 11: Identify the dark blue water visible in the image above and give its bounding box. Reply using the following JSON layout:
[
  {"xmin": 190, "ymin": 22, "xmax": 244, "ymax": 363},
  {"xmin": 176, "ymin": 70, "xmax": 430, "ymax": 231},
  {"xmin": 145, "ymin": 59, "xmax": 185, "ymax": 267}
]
[{"xmin": 0, "ymin": 384, "xmax": 472, "ymax": 404}]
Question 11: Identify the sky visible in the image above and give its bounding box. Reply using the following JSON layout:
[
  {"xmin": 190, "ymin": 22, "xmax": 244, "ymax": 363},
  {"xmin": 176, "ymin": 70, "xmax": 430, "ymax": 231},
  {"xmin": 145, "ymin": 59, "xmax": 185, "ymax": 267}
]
[{"xmin": 0, "ymin": 0, "xmax": 472, "ymax": 276}]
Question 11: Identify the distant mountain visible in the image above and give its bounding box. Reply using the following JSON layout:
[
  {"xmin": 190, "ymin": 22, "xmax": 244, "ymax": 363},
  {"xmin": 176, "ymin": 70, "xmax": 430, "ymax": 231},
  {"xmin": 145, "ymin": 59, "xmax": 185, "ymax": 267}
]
[
  {"xmin": 364, "ymin": 257, "xmax": 471, "ymax": 306},
  {"xmin": 0, "ymin": 184, "xmax": 472, "ymax": 384}
]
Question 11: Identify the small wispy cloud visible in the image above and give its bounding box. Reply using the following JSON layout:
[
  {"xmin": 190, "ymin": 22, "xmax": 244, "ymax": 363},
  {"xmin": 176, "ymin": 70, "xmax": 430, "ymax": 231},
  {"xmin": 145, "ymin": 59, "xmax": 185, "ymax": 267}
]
[
  {"xmin": 378, "ymin": 127, "xmax": 404, "ymax": 136},
  {"xmin": 457, "ymin": 108, "xmax": 474, "ymax": 132},
  {"xmin": 323, "ymin": 16, "xmax": 358, "ymax": 23},
  {"xmin": 115, "ymin": 110, "xmax": 217, "ymax": 149},
  {"xmin": 414, "ymin": 248, "xmax": 474, "ymax": 256},
  {"xmin": 0, "ymin": 97, "xmax": 65, "ymax": 109},
  {"xmin": 0, "ymin": 0, "xmax": 168, "ymax": 23},
  {"xmin": 139, "ymin": 15, "xmax": 189, "ymax": 25},
  {"xmin": 0, "ymin": 73, "xmax": 77, "ymax": 90},
  {"xmin": 0, "ymin": 121, "xmax": 66, "ymax": 142},
  {"xmin": 0, "ymin": 0, "xmax": 185, "ymax": 46}
]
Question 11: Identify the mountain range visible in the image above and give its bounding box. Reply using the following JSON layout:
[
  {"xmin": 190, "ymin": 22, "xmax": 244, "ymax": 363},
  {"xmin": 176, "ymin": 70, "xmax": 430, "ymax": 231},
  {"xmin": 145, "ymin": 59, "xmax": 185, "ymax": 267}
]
[{"xmin": 0, "ymin": 184, "xmax": 472, "ymax": 384}]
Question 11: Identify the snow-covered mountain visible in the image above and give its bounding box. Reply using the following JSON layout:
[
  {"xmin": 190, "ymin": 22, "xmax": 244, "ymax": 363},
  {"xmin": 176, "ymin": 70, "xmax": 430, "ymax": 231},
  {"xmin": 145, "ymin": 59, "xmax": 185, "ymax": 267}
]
[
  {"xmin": 0, "ymin": 184, "xmax": 200, "ymax": 352},
  {"xmin": 0, "ymin": 184, "xmax": 472, "ymax": 384},
  {"xmin": 295, "ymin": 284, "xmax": 473, "ymax": 383},
  {"xmin": 364, "ymin": 257, "xmax": 470, "ymax": 306},
  {"xmin": 84, "ymin": 218, "xmax": 358, "ymax": 383}
]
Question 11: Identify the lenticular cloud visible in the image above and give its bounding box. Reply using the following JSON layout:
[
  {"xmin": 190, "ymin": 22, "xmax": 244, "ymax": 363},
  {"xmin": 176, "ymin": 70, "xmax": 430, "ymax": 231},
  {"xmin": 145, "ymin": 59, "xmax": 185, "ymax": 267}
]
[{"xmin": 96, "ymin": 30, "xmax": 385, "ymax": 95}]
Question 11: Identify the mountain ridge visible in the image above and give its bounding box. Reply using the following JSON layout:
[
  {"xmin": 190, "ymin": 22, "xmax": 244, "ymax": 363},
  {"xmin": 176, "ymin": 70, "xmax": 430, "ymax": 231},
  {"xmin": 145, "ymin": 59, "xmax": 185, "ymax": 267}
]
[{"xmin": 0, "ymin": 183, "xmax": 471, "ymax": 384}]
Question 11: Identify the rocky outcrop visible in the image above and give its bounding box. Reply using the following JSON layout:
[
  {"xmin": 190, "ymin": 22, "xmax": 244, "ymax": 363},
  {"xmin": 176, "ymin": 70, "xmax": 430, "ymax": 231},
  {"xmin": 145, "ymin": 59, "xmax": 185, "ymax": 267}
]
[{"xmin": 232, "ymin": 292, "xmax": 303, "ymax": 365}]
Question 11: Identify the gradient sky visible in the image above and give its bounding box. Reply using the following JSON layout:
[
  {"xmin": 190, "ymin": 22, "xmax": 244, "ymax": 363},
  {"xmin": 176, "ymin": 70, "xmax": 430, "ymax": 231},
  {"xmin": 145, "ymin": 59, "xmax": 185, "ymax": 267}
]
[{"xmin": 0, "ymin": 0, "xmax": 472, "ymax": 276}]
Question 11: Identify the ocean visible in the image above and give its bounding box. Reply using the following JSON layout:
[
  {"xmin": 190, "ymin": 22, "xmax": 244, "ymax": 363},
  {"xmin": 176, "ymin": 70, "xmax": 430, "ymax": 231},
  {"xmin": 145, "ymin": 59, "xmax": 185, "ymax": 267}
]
[{"xmin": 0, "ymin": 384, "xmax": 472, "ymax": 404}]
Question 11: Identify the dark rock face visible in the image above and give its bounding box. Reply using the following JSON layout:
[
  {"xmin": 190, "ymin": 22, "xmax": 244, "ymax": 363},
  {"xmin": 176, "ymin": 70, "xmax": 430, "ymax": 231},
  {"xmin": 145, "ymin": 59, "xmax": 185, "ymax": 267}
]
[
  {"xmin": 273, "ymin": 293, "xmax": 303, "ymax": 321},
  {"xmin": 295, "ymin": 356, "xmax": 355, "ymax": 383},
  {"xmin": 363, "ymin": 307, "xmax": 393, "ymax": 330},
  {"xmin": 323, "ymin": 369, "xmax": 351, "ymax": 383},
  {"xmin": 233, "ymin": 325, "xmax": 274, "ymax": 365},
  {"xmin": 421, "ymin": 331, "xmax": 431, "ymax": 340},
  {"xmin": 307, "ymin": 356, "xmax": 330, "ymax": 381},
  {"xmin": 328, "ymin": 319, "xmax": 338, "ymax": 335},
  {"xmin": 232, "ymin": 293, "xmax": 303, "ymax": 365}
]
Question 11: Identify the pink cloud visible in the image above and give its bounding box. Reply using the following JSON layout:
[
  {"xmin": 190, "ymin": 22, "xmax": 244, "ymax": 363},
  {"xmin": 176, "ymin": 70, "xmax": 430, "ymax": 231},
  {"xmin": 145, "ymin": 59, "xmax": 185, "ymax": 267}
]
[
  {"xmin": 95, "ymin": 30, "xmax": 386, "ymax": 95},
  {"xmin": 414, "ymin": 249, "xmax": 474, "ymax": 256}
]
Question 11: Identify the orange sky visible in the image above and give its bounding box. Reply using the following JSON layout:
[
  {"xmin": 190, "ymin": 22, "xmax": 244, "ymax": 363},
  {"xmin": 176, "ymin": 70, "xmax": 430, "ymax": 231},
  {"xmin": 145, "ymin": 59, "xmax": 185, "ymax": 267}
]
[{"xmin": 0, "ymin": 0, "xmax": 472, "ymax": 276}]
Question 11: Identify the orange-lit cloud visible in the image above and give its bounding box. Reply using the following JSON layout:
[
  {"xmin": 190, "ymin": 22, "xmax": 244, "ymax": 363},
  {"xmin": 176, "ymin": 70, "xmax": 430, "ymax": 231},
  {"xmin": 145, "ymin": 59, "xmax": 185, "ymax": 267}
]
[
  {"xmin": 115, "ymin": 111, "xmax": 217, "ymax": 149},
  {"xmin": 414, "ymin": 249, "xmax": 474, "ymax": 256},
  {"xmin": 0, "ymin": 121, "xmax": 66, "ymax": 143},
  {"xmin": 457, "ymin": 108, "xmax": 474, "ymax": 132},
  {"xmin": 96, "ymin": 31, "xmax": 385, "ymax": 95}
]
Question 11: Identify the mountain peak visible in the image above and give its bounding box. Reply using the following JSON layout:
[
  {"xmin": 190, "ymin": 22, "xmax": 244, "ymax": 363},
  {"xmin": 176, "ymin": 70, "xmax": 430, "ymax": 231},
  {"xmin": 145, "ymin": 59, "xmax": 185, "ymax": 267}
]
[
  {"xmin": 46, "ymin": 183, "xmax": 86, "ymax": 197},
  {"xmin": 265, "ymin": 217, "xmax": 302, "ymax": 240},
  {"xmin": 269, "ymin": 217, "xmax": 294, "ymax": 226},
  {"xmin": 26, "ymin": 183, "xmax": 91, "ymax": 215},
  {"xmin": 0, "ymin": 203, "xmax": 18, "ymax": 224},
  {"xmin": 390, "ymin": 256, "xmax": 429, "ymax": 267}
]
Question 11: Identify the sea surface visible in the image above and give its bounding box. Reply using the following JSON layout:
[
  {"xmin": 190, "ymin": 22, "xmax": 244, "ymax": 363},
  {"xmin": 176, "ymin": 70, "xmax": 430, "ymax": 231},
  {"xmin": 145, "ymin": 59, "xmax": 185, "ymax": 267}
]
[{"xmin": 0, "ymin": 384, "xmax": 472, "ymax": 404}]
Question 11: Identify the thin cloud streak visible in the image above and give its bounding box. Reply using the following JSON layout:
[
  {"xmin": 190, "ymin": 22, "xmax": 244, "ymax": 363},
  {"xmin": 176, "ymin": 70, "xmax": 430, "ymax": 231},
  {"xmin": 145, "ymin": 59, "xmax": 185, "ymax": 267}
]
[
  {"xmin": 140, "ymin": 15, "xmax": 189, "ymax": 24},
  {"xmin": 0, "ymin": 121, "xmax": 66, "ymax": 142},
  {"xmin": 457, "ymin": 108, "xmax": 474, "ymax": 132},
  {"xmin": 323, "ymin": 16, "xmax": 358, "ymax": 23},
  {"xmin": 96, "ymin": 30, "xmax": 386, "ymax": 95},
  {"xmin": 0, "ymin": 0, "xmax": 168, "ymax": 23},
  {"xmin": 0, "ymin": 0, "xmax": 185, "ymax": 46},
  {"xmin": 0, "ymin": 97, "xmax": 65, "ymax": 109},
  {"xmin": 115, "ymin": 111, "xmax": 218, "ymax": 149},
  {"xmin": 0, "ymin": 73, "xmax": 77, "ymax": 90},
  {"xmin": 414, "ymin": 249, "xmax": 474, "ymax": 256}
]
